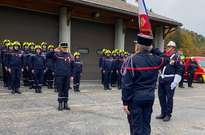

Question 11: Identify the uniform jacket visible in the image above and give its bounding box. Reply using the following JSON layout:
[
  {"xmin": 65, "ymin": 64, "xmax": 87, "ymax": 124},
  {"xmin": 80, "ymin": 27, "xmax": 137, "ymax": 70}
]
[
  {"xmin": 159, "ymin": 52, "xmax": 183, "ymax": 83},
  {"xmin": 102, "ymin": 56, "xmax": 113, "ymax": 72},
  {"xmin": 22, "ymin": 50, "xmax": 30, "ymax": 68},
  {"xmin": 47, "ymin": 51, "xmax": 74, "ymax": 76},
  {"xmin": 99, "ymin": 55, "xmax": 104, "ymax": 68},
  {"xmin": 73, "ymin": 59, "xmax": 83, "ymax": 75},
  {"xmin": 122, "ymin": 49, "xmax": 169, "ymax": 105},
  {"xmin": 188, "ymin": 61, "xmax": 198, "ymax": 74},
  {"xmin": 46, "ymin": 51, "xmax": 55, "ymax": 71},
  {"xmin": 7, "ymin": 50, "xmax": 23, "ymax": 69},
  {"xmin": 30, "ymin": 53, "xmax": 46, "ymax": 70}
]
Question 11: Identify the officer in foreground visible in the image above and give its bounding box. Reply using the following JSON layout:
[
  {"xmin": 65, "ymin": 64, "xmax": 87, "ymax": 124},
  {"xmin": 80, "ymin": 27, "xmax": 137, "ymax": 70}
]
[
  {"xmin": 47, "ymin": 43, "xmax": 73, "ymax": 111},
  {"xmin": 122, "ymin": 34, "xmax": 169, "ymax": 135},
  {"xmin": 156, "ymin": 41, "xmax": 183, "ymax": 122}
]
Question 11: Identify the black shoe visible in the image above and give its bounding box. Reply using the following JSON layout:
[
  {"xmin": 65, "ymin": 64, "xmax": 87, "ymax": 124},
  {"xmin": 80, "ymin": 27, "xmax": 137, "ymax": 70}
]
[
  {"xmin": 64, "ymin": 102, "xmax": 70, "ymax": 110},
  {"xmin": 156, "ymin": 114, "xmax": 165, "ymax": 119},
  {"xmin": 54, "ymin": 89, "xmax": 58, "ymax": 92},
  {"xmin": 35, "ymin": 89, "xmax": 38, "ymax": 93},
  {"xmin": 179, "ymin": 86, "xmax": 185, "ymax": 88},
  {"xmin": 58, "ymin": 103, "xmax": 63, "ymax": 111},
  {"xmin": 108, "ymin": 87, "xmax": 112, "ymax": 90},
  {"xmin": 15, "ymin": 89, "xmax": 21, "ymax": 94},
  {"xmin": 188, "ymin": 86, "xmax": 194, "ymax": 88},
  {"xmin": 163, "ymin": 116, "xmax": 171, "ymax": 122},
  {"xmin": 4, "ymin": 84, "xmax": 8, "ymax": 87},
  {"xmin": 11, "ymin": 90, "xmax": 15, "ymax": 94},
  {"xmin": 76, "ymin": 89, "xmax": 80, "ymax": 92},
  {"xmin": 39, "ymin": 88, "xmax": 42, "ymax": 93},
  {"xmin": 104, "ymin": 87, "xmax": 108, "ymax": 90}
]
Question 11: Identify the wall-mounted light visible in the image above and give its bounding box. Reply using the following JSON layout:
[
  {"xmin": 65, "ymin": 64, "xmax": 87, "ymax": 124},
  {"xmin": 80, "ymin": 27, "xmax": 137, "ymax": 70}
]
[
  {"xmin": 92, "ymin": 12, "xmax": 101, "ymax": 18},
  {"xmin": 130, "ymin": 18, "xmax": 135, "ymax": 22}
]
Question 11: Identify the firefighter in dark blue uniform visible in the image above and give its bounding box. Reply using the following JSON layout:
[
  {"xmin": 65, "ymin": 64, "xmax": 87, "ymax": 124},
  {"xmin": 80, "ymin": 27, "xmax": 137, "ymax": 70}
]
[
  {"xmin": 7, "ymin": 41, "xmax": 23, "ymax": 94},
  {"xmin": 187, "ymin": 58, "xmax": 198, "ymax": 88},
  {"xmin": 102, "ymin": 50, "xmax": 113, "ymax": 90},
  {"xmin": 22, "ymin": 42, "xmax": 31, "ymax": 86},
  {"xmin": 28, "ymin": 42, "xmax": 36, "ymax": 89},
  {"xmin": 99, "ymin": 49, "xmax": 106, "ymax": 84},
  {"xmin": 156, "ymin": 41, "xmax": 183, "ymax": 122},
  {"xmin": 6, "ymin": 42, "xmax": 15, "ymax": 90},
  {"xmin": 31, "ymin": 45, "xmax": 46, "ymax": 93},
  {"xmin": 41, "ymin": 42, "xmax": 48, "ymax": 86},
  {"xmin": 47, "ymin": 43, "xmax": 73, "ymax": 111},
  {"xmin": 1, "ymin": 40, "xmax": 10, "ymax": 87},
  {"xmin": 179, "ymin": 57, "xmax": 185, "ymax": 88},
  {"xmin": 111, "ymin": 50, "xmax": 118, "ymax": 87},
  {"xmin": 122, "ymin": 34, "xmax": 169, "ymax": 135},
  {"xmin": 116, "ymin": 50, "xmax": 124, "ymax": 90},
  {"xmin": 45, "ymin": 44, "xmax": 55, "ymax": 89},
  {"xmin": 73, "ymin": 52, "xmax": 83, "ymax": 92}
]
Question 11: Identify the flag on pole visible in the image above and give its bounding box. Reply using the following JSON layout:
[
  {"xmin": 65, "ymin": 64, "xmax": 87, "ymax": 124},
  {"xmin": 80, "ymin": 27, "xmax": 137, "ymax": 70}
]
[{"xmin": 138, "ymin": 0, "xmax": 153, "ymax": 36}]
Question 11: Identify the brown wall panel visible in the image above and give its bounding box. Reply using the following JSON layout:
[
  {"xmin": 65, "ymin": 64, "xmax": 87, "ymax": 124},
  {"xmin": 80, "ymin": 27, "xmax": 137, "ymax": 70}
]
[
  {"xmin": 71, "ymin": 19, "xmax": 114, "ymax": 80},
  {"xmin": 0, "ymin": 7, "xmax": 59, "ymax": 44}
]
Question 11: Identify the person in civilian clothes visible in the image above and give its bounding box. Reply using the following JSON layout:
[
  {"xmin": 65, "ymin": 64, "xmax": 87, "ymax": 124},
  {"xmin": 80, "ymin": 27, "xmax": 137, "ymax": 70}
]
[
  {"xmin": 73, "ymin": 52, "xmax": 83, "ymax": 92},
  {"xmin": 7, "ymin": 41, "xmax": 23, "ymax": 94},
  {"xmin": 122, "ymin": 34, "xmax": 169, "ymax": 135},
  {"xmin": 47, "ymin": 43, "xmax": 73, "ymax": 111},
  {"xmin": 102, "ymin": 50, "xmax": 113, "ymax": 90},
  {"xmin": 31, "ymin": 45, "xmax": 46, "ymax": 93},
  {"xmin": 156, "ymin": 41, "xmax": 183, "ymax": 122}
]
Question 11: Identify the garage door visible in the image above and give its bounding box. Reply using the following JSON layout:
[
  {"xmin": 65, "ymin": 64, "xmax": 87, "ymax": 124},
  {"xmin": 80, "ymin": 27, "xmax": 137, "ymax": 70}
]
[
  {"xmin": 0, "ymin": 7, "xmax": 59, "ymax": 44},
  {"xmin": 125, "ymin": 29, "xmax": 138, "ymax": 53},
  {"xmin": 71, "ymin": 19, "xmax": 114, "ymax": 80}
]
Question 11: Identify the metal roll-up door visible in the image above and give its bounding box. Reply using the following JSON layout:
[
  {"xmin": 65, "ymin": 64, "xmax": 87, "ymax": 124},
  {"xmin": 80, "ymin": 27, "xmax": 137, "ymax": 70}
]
[
  {"xmin": 0, "ymin": 6, "xmax": 59, "ymax": 44},
  {"xmin": 71, "ymin": 19, "xmax": 114, "ymax": 80}
]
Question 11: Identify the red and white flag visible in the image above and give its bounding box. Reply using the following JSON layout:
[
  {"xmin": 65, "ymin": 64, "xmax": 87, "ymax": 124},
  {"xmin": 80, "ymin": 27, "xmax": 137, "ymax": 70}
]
[{"xmin": 138, "ymin": 0, "xmax": 153, "ymax": 36}]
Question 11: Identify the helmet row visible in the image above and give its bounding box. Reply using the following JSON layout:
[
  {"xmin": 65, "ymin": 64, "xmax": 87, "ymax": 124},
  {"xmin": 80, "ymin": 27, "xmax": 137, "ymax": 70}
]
[
  {"xmin": 102, "ymin": 48, "xmax": 129, "ymax": 56},
  {"xmin": 2, "ymin": 39, "xmax": 55, "ymax": 50},
  {"xmin": 2, "ymin": 39, "xmax": 81, "ymax": 57}
]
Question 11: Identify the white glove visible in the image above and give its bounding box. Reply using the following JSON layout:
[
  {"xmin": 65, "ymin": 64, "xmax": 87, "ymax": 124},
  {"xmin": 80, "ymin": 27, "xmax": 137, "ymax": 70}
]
[
  {"xmin": 170, "ymin": 74, "xmax": 182, "ymax": 90},
  {"xmin": 171, "ymin": 82, "xmax": 177, "ymax": 90}
]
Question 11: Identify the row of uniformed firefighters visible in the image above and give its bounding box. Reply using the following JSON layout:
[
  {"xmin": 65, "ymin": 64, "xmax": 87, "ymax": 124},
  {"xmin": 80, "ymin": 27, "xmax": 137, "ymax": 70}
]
[
  {"xmin": 0, "ymin": 39, "xmax": 82, "ymax": 111},
  {"xmin": 99, "ymin": 49, "xmax": 129, "ymax": 90}
]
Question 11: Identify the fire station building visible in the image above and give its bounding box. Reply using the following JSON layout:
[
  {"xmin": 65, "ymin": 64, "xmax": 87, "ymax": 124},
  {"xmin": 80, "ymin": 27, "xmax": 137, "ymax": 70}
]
[{"xmin": 0, "ymin": 0, "xmax": 182, "ymax": 80}]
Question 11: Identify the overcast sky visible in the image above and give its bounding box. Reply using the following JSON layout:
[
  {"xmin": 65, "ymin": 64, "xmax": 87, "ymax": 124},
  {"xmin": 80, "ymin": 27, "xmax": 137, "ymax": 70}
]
[
  {"xmin": 147, "ymin": 0, "xmax": 205, "ymax": 36},
  {"xmin": 127, "ymin": 0, "xmax": 205, "ymax": 36}
]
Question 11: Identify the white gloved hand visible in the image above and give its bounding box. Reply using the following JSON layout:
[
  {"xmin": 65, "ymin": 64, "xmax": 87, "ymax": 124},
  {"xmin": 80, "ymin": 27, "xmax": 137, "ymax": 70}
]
[
  {"xmin": 171, "ymin": 82, "xmax": 177, "ymax": 90},
  {"xmin": 170, "ymin": 74, "xmax": 182, "ymax": 90}
]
